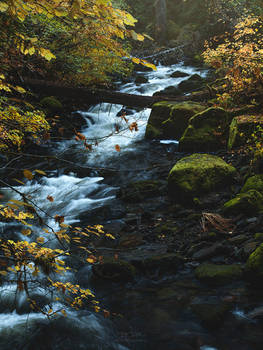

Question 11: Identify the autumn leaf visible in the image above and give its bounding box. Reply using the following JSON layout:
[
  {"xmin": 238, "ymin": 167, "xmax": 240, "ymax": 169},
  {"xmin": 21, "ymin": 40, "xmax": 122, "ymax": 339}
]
[
  {"xmin": 115, "ymin": 144, "xmax": 121, "ymax": 152},
  {"xmin": 54, "ymin": 215, "xmax": 64, "ymax": 224},
  {"xmin": 23, "ymin": 169, "xmax": 34, "ymax": 180},
  {"xmin": 47, "ymin": 195, "xmax": 54, "ymax": 202}
]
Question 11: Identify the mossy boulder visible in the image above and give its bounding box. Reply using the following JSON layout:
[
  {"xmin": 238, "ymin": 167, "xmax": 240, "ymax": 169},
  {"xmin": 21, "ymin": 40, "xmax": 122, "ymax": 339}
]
[
  {"xmin": 228, "ymin": 115, "xmax": 263, "ymax": 150},
  {"xmin": 92, "ymin": 258, "xmax": 136, "ymax": 283},
  {"xmin": 168, "ymin": 154, "xmax": 236, "ymax": 202},
  {"xmin": 255, "ymin": 233, "xmax": 263, "ymax": 242},
  {"xmin": 241, "ymin": 174, "xmax": 263, "ymax": 194},
  {"xmin": 179, "ymin": 107, "xmax": 232, "ymax": 152},
  {"xmin": 222, "ymin": 190, "xmax": 263, "ymax": 216},
  {"xmin": 119, "ymin": 180, "xmax": 161, "ymax": 202},
  {"xmin": 245, "ymin": 243, "xmax": 263, "ymax": 282},
  {"xmin": 145, "ymin": 101, "xmax": 205, "ymax": 140},
  {"xmin": 195, "ymin": 263, "xmax": 243, "ymax": 285},
  {"xmin": 40, "ymin": 96, "xmax": 63, "ymax": 113}
]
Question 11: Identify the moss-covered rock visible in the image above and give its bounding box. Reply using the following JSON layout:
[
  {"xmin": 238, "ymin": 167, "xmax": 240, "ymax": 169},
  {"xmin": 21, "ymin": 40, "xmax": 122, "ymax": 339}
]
[
  {"xmin": 245, "ymin": 243, "xmax": 263, "ymax": 282},
  {"xmin": 168, "ymin": 153, "xmax": 236, "ymax": 202},
  {"xmin": 179, "ymin": 107, "xmax": 232, "ymax": 152},
  {"xmin": 241, "ymin": 174, "xmax": 263, "ymax": 194},
  {"xmin": 40, "ymin": 96, "xmax": 63, "ymax": 113},
  {"xmin": 222, "ymin": 190, "xmax": 263, "ymax": 216},
  {"xmin": 228, "ymin": 115, "xmax": 263, "ymax": 150},
  {"xmin": 92, "ymin": 258, "xmax": 136, "ymax": 283},
  {"xmin": 255, "ymin": 233, "xmax": 263, "ymax": 242},
  {"xmin": 145, "ymin": 101, "xmax": 205, "ymax": 140},
  {"xmin": 119, "ymin": 180, "xmax": 161, "ymax": 202},
  {"xmin": 195, "ymin": 263, "xmax": 243, "ymax": 285}
]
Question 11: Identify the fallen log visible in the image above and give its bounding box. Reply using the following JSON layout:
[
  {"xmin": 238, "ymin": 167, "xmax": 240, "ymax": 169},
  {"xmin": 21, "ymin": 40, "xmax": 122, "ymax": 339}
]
[{"xmin": 21, "ymin": 78, "xmax": 211, "ymax": 108}]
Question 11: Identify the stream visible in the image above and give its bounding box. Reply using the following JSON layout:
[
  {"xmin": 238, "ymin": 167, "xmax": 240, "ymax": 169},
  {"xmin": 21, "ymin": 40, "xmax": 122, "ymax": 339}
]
[{"xmin": 0, "ymin": 63, "xmax": 262, "ymax": 350}]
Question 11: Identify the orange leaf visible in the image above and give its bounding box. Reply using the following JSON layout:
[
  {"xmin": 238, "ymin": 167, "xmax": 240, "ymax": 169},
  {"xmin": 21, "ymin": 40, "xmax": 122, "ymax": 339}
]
[
  {"xmin": 115, "ymin": 145, "xmax": 121, "ymax": 152},
  {"xmin": 23, "ymin": 169, "xmax": 34, "ymax": 180},
  {"xmin": 47, "ymin": 195, "xmax": 54, "ymax": 202}
]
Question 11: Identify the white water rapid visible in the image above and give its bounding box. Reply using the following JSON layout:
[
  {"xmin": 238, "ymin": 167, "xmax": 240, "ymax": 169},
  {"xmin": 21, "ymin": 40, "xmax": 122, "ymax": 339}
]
[{"xmin": 0, "ymin": 62, "xmax": 207, "ymax": 350}]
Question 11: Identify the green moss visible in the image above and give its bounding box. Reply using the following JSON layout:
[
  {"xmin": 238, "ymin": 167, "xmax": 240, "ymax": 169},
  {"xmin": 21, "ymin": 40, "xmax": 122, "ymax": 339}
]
[
  {"xmin": 179, "ymin": 107, "xmax": 232, "ymax": 152},
  {"xmin": 195, "ymin": 263, "xmax": 243, "ymax": 285},
  {"xmin": 223, "ymin": 190, "xmax": 263, "ymax": 216},
  {"xmin": 246, "ymin": 243, "xmax": 263, "ymax": 279},
  {"xmin": 255, "ymin": 233, "xmax": 263, "ymax": 241},
  {"xmin": 120, "ymin": 180, "xmax": 161, "ymax": 202},
  {"xmin": 168, "ymin": 153, "xmax": 236, "ymax": 202},
  {"xmin": 145, "ymin": 101, "xmax": 205, "ymax": 140},
  {"xmin": 40, "ymin": 96, "xmax": 63, "ymax": 112},
  {"xmin": 92, "ymin": 258, "xmax": 136, "ymax": 283},
  {"xmin": 241, "ymin": 175, "xmax": 263, "ymax": 194}
]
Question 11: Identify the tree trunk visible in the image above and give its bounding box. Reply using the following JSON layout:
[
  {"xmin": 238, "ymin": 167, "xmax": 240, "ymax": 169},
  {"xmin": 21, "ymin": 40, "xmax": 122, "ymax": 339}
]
[{"xmin": 154, "ymin": 0, "xmax": 167, "ymax": 43}]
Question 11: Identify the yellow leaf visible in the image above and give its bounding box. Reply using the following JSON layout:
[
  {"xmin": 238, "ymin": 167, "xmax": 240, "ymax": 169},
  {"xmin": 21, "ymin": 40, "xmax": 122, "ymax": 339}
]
[
  {"xmin": 37, "ymin": 237, "xmax": 45, "ymax": 244},
  {"xmin": 131, "ymin": 57, "xmax": 140, "ymax": 65},
  {"xmin": 23, "ymin": 169, "xmax": 34, "ymax": 180},
  {"xmin": 34, "ymin": 169, "xmax": 47, "ymax": 176},
  {"xmin": 61, "ymin": 309, "xmax": 67, "ymax": 317},
  {"xmin": 21, "ymin": 229, "xmax": 31, "ymax": 236},
  {"xmin": 0, "ymin": 270, "xmax": 7, "ymax": 276},
  {"xmin": 0, "ymin": 1, "xmax": 8, "ymax": 12}
]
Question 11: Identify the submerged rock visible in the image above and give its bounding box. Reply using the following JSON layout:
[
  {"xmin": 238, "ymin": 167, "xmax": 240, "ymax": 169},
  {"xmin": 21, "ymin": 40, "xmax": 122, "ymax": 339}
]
[
  {"xmin": 195, "ymin": 263, "xmax": 243, "ymax": 285},
  {"xmin": 168, "ymin": 153, "xmax": 236, "ymax": 202},
  {"xmin": 145, "ymin": 101, "xmax": 205, "ymax": 140},
  {"xmin": 179, "ymin": 107, "xmax": 231, "ymax": 152}
]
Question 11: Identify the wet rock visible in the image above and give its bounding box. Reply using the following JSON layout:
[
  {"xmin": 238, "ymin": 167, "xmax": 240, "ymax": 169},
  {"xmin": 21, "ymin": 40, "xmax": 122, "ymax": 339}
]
[
  {"xmin": 178, "ymin": 74, "xmax": 205, "ymax": 93},
  {"xmin": 119, "ymin": 180, "xmax": 162, "ymax": 203},
  {"xmin": 241, "ymin": 174, "xmax": 263, "ymax": 194},
  {"xmin": 179, "ymin": 107, "xmax": 232, "ymax": 152},
  {"xmin": 195, "ymin": 263, "xmax": 243, "ymax": 285},
  {"xmin": 254, "ymin": 233, "xmax": 263, "ymax": 242},
  {"xmin": 245, "ymin": 243, "xmax": 263, "ymax": 282},
  {"xmin": 229, "ymin": 234, "xmax": 248, "ymax": 244},
  {"xmin": 135, "ymin": 75, "xmax": 148, "ymax": 84},
  {"xmin": 242, "ymin": 241, "xmax": 259, "ymax": 257},
  {"xmin": 192, "ymin": 242, "xmax": 226, "ymax": 261},
  {"xmin": 191, "ymin": 297, "xmax": 230, "ymax": 329},
  {"xmin": 40, "ymin": 96, "xmax": 63, "ymax": 113},
  {"xmin": 92, "ymin": 258, "xmax": 136, "ymax": 283},
  {"xmin": 170, "ymin": 70, "xmax": 190, "ymax": 78},
  {"xmin": 145, "ymin": 101, "xmax": 205, "ymax": 140},
  {"xmin": 222, "ymin": 190, "xmax": 263, "ymax": 216},
  {"xmin": 228, "ymin": 115, "xmax": 263, "ymax": 150},
  {"xmin": 168, "ymin": 153, "xmax": 236, "ymax": 203},
  {"xmin": 153, "ymin": 86, "xmax": 182, "ymax": 97}
]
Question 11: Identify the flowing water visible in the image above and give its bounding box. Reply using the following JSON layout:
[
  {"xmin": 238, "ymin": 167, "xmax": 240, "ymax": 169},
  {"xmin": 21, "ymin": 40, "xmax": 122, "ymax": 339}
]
[{"xmin": 1, "ymin": 63, "xmax": 262, "ymax": 350}]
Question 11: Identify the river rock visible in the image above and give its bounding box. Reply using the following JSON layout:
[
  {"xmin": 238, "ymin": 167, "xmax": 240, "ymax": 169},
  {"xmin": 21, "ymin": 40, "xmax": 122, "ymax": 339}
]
[
  {"xmin": 245, "ymin": 243, "xmax": 263, "ymax": 283},
  {"xmin": 92, "ymin": 258, "xmax": 136, "ymax": 283},
  {"xmin": 195, "ymin": 263, "xmax": 243, "ymax": 285},
  {"xmin": 255, "ymin": 233, "xmax": 263, "ymax": 242},
  {"xmin": 40, "ymin": 96, "xmax": 63, "ymax": 113},
  {"xmin": 192, "ymin": 242, "xmax": 226, "ymax": 261},
  {"xmin": 222, "ymin": 190, "xmax": 263, "ymax": 216},
  {"xmin": 179, "ymin": 107, "xmax": 232, "ymax": 152},
  {"xmin": 135, "ymin": 75, "xmax": 148, "ymax": 84},
  {"xmin": 191, "ymin": 297, "xmax": 230, "ymax": 329},
  {"xmin": 168, "ymin": 153, "xmax": 236, "ymax": 202},
  {"xmin": 119, "ymin": 180, "xmax": 162, "ymax": 202},
  {"xmin": 240, "ymin": 174, "xmax": 263, "ymax": 194},
  {"xmin": 178, "ymin": 74, "xmax": 204, "ymax": 93},
  {"xmin": 145, "ymin": 101, "xmax": 205, "ymax": 140},
  {"xmin": 153, "ymin": 85, "xmax": 182, "ymax": 97},
  {"xmin": 170, "ymin": 70, "xmax": 189, "ymax": 78},
  {"xmin": 228, "ymin": 114, "xmax": 263, "ymax": 150}
]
